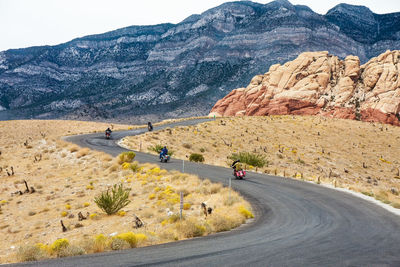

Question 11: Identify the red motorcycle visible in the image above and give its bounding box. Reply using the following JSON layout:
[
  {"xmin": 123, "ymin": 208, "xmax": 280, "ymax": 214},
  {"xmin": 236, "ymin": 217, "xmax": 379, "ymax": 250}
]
[
  {"xmin": 105, "ymin": 131, "xmax": 111, "ymax": 139},
  {"xmin": 233, "ymin": 169, "xmax": 246, "ymax": 179}
]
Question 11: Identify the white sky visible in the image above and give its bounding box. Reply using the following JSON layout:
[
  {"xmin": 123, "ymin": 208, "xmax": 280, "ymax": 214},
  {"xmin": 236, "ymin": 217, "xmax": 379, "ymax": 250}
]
[{"xmin": 1, "ymin": 0, "xmax": 400, "ymax": 52}]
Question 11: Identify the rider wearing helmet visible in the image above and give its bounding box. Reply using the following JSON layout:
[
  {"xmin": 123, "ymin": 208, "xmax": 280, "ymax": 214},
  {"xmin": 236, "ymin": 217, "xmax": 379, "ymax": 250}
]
[
  {"xmin": 160, "ymin": 146, "xmax": 168, "ymax": 159},
  {"xmin": 231, "ymin": 159, "xmax": 242, "ymax": 171}
]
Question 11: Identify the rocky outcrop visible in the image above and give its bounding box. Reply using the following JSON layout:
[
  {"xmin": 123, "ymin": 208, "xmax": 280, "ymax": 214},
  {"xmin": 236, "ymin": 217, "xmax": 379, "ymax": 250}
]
[
  {"xmin": 210, "ymin": 50, "xmax": 400, "ymax": 126},
  {"xmin": 0, "ymin": 0, "xmax": 400, "ymax": 122}
]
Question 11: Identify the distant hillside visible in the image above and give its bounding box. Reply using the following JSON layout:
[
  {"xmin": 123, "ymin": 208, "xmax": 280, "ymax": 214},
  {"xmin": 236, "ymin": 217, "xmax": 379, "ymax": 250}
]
[{"xmin": 1, "ymin": 0, "xmax": 399, "ymax": 122}]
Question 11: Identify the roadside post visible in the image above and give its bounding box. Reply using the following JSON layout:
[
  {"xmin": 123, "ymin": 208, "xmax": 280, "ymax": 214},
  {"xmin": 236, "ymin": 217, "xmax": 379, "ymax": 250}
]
[
  {"xmin": 228, "ymin": 176, "xmax": 231, "ymax": 201},
  {"xmin": 182, "ymin": 159, "xmax": 185, "ymax": 173},
  {"xmin": 180, "ymin": 192, "xmax": 183, "ymax": 220}
]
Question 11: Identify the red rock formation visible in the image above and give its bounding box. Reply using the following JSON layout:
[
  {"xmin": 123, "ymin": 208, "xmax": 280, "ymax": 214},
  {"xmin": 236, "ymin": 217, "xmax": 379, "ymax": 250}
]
[{"xmin": 210, "ymin": 50, "xmax": 400, "ymax": 126}]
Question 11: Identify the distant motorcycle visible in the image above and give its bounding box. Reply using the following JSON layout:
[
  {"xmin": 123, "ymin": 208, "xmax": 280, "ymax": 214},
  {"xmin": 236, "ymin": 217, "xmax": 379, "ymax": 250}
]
[
  {"xmin": 233, "ymin": 169, "xmax": 246, "ymax": 179},
  {"xmin": 148, "ymin": 122, "xmax": 153, "ymax": 132},
  {"xmin": 105, "ymin": 131, "xmax": 111, "ymax": 139},
  {"xmin": 160, "ymin": 154, "xmax": 170, "ymax": 163}
]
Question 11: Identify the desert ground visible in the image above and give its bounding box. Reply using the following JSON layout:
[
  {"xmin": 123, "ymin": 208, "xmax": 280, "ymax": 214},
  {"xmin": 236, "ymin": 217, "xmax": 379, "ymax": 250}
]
[
  {"xmin": 0, "ymin": 119, "xmax": 252, "ymax": 263},
  {"xmin": 122, "ymin": 115, "xmax": 400, "ymax": 208}
]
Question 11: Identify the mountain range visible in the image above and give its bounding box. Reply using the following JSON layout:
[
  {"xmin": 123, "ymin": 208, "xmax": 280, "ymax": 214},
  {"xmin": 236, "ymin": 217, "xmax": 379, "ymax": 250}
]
[{"xmin": 1, "ymin": 0, "xmax": 399, "ymax": 122}]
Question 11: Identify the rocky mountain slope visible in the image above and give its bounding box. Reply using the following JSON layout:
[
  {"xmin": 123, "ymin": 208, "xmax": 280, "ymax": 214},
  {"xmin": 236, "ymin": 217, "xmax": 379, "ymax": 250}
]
[
  {"xmin": 1, "ymin": 0, "xmax": 400, "ymax": 122},
  {"xmin": 210, "ymin": 50, "xmax": 400, "ymax": 126}
]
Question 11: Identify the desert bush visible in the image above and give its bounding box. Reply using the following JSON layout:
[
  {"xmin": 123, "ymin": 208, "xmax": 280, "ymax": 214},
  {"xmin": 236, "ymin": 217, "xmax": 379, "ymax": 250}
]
[
  {"xmin": 16, "ymin": 245, "xmax": 44, "ymax": 262},
  {"xmin": 391, "ymin": 202, "xmax": 400, "ymax": 209},
  {"xmin": 148, "ymin": 144, "xmax": 164, "ymax": 153},
  {"xmin": 176, "ymin": 219, "xmax": 206, "ymax": 238},
  {"xmin": 238, "ymin": 205, "xmax": 254, "ymax": 219},
  {"xmin": 115, "ymin": 232, "xmax": 137, "ymax": 248},
  {"xmin": 210, "ymin": 183, "xmax": 222, "ymax": 194},
  {"xmin": 94, "ymin": 184, "xmax": 131, "ymax": 215},
  {"xmin": 118, "ymin": 151, "xmax": 136, "ymax": 164},
  {"xmin": 189, "ymin": 153, "xmax": 205, "ymax": 163},
  {"xmin": 223, "ymin": 195, "xmax": 240, "ymax": 206},
  {"xmin": 209, "ymin": 213, "xmax": 243, "ymax": 232},
  {"xmin": 58, "ymin": 245, "xmax": 85, "ymax": 258},
  {"xmin": 76, "ymin": 148, "xmax": 90, "ymax": 158},
  {"xmin": 129, "ymin": 161, "xmax": 140, "ymax": 172},
  {"xmin": 85, "ymin": 234, "xmax": 109, "ymax": 253},
  {"xmin": 229, "ymin": 152, "xmax": 267, "ymax": 168},
  {"xmin": 111, "ymin": 238, "xmax": 131, "ymax": 250},
  {"xmin": 148, "ymin": 144, "xmax": 174, "ymax": 156},
  {"xmin": 199, "ymin": 148, "xmax": 206, "ymax": 153},
  {"xmin": 69, "ymin": 146, "xmax": 79, "ymax": 153},
  {"xmin": 51, "ymin": 239, "xmax": 70, "ymax": 254},
  {"xmin": 182, "ymin": 143, "xmax": 192, "ymax": 149}
]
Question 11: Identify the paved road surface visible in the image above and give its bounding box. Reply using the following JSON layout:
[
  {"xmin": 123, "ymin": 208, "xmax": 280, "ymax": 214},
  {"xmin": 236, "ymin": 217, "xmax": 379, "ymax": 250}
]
[{"xmin": 15, "ymin": 119, "xmax": 400, "ymax": 266}]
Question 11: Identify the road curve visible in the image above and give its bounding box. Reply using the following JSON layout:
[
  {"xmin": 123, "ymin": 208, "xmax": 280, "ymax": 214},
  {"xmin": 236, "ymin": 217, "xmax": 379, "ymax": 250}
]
[{"xmin": 16, "ymin": 119, "xmax": 400, "ymax": 267}]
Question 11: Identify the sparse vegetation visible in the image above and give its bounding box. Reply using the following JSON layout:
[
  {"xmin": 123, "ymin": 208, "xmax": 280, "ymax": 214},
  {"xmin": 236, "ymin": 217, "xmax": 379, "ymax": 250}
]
[
  {"xmin": 94, "ymin": 184, "xmax": 131, "ymax": 215},
  {"xmin": 0, "ymin": 119, "xmax": 252, "ymax": 264},
  {"xmin": 189, "ymin": 153, "xmax": 205, "ymax": 163},
  {"xmin": 229, "ymin": 152, "xmax": 267, "ymax": 168},
  {"xmin": 118, "ymin": 151, "xmax": 136, "ymax": 164},
  {"xmin": 123, "ymin": 115, "xmax": 400, "ymax": 210}
]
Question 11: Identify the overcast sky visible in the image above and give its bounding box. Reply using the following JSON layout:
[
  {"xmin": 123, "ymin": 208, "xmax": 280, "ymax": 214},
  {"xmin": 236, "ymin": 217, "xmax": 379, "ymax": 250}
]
[{"xmin": 1, "ymin": 0, "xmax": 399, "ymax": 52}]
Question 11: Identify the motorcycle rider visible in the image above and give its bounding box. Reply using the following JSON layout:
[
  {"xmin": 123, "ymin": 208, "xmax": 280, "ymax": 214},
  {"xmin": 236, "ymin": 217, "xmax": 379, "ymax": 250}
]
[
  {"xmin": 148, "ymin": 122, "xmax": 153, "ymax": 131},
  {"xmin": 160, "ymin": 146, "xmax": 168, "ymax": 159},
  {"xmin": 231, "ymin": 159, "xmax": 242, "ymax": 171},
  {"xmin": 105, "ymin": 127, "xmax": 112, "ymax": 137}
]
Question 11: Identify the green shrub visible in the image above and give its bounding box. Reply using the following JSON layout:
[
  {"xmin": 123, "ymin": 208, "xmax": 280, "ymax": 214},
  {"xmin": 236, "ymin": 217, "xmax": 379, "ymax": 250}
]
[
  {"xmin": 94, "ymin": 184, "xmax": 131, "ymax": 215},
  {"xmin": 148, "ymin": 144, "xmax": 164, "ymax": 153},
  {"xmin": 189, "ymin": 153, "xmax": 205, "ymax": 162},
  {"xmin": 129, "ymin": 161, "xmax": 140, "ymax": 172},
  {"xmin": 118, "ymin": 151, "xmax": 136, "ymax": 164},
  {"xmin": 229, "ymin": 152, "xmax": 267, "ymax": 168},
  {"xmin": 148, "ymin": 145, "xmax": 174, "ymax": 156}
]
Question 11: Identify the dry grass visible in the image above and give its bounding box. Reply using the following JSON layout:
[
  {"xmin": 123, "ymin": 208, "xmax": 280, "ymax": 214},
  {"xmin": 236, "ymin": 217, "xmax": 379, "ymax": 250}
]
[
  {"xmin": 122, "ymin": 115, "xmax": 400, "ymax": 207},
  {"xmin": 0, "ymin": 119, "xmax": 251, "ymax": 264}
]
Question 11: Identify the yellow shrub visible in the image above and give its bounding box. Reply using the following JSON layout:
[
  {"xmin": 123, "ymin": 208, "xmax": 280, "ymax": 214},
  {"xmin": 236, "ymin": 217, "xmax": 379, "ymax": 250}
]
[
  {"xmin": 0, "ymin": 200, "xmax": 7, "ymax": 204},
  {"xmin": 92, "ymin": 234, "xmax": 108, "ymax": 253},
  {"xmin": 135, "ymin": 233, "xmax": 147, "ymax": 244},
  {"xmin": 86, "ymin": 185, "xmax": 94, "ymax": 190},
  {"xmin": 83, "ymin": 202, "xmax": 90, "ymax": 207},
  {"xmin": 89, "ymin": 213, "xmax": 98, "ymax": 219},
  {"xmin": 115, "ymin": 232, "xmax": 137, "ymax": 248},
  {"xmin": 95, "ymin": 234, "xmax": 107, "ymax": 242},
  {"xmin": 238, "ymin": 205, "xmax": 254, "ymax": 219},
  {"xmin": 61, "ymin": 211, "xmax": 68, "ymax": 217},
  {"xmin": 118, "ymin": 210, "xmax": 126, "ymax": 216},
  {"xmin": 51, "ymin": 238, "xmax": 69, "ymax": 252},
  {"xmin": 149, "ymin": 193, "xmax": 156, "ymax": 200},
  {"xmin": 36, "ymin": 243, "xmax": 50, "ymax": 253},
  {"xmin": 122, "ymin": 162, "xmax": 131, "ymax": 170},
  {"xmin": 183, "ymin": 203, "xmax": 191, "ymax": 210},
  {"xmin": 65, "ymin": 204, "xmax": 71, "ymax": 210}
]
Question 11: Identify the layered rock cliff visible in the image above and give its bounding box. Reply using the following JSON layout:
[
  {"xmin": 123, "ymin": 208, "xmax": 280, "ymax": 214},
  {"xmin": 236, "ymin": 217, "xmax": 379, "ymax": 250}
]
[
  {"xmin": 1, "ymin": 0, "xmax": 400, "ymax": 122},
  {"xmin": 210, "ymin": 50, "xmax": 400, "ymax": 126}
]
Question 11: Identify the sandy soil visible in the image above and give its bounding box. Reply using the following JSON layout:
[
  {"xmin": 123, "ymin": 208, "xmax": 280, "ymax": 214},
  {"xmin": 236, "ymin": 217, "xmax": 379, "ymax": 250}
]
[
  {"xmin": 122, "ymin": 115, "xmax": 400, "ymax": 208},
  {"xmin": 0, "ymin": 119, "xmax": 251, "ymax": 263}
]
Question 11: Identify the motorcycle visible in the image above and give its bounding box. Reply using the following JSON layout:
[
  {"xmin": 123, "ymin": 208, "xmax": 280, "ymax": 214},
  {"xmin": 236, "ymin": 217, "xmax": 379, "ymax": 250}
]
[
  {"xmin": 233, "ymin": 168, "xmax": 246, "ymax": 179},
  {"xmin": 160, "ymin": 154, "xmax": 170, "ymax": 163},
  {"xmin": 105, "ymin": 131, "xmax": 111, "ymax": 139},
  {"xmin": 148, "ymin": 122, "xmax": 153, "ymax": 131}
]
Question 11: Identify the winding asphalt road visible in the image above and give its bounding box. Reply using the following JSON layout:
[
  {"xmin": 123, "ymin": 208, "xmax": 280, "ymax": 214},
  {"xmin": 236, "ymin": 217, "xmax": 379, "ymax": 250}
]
[{"xmin": 17, "ymin": 119, "xmax": 400, "ymax": 267}]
